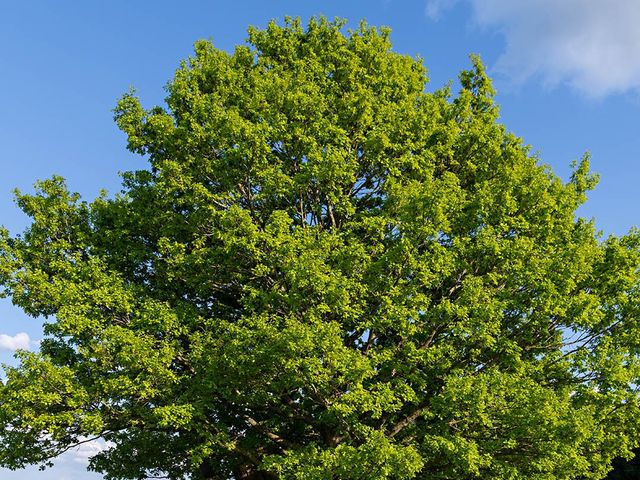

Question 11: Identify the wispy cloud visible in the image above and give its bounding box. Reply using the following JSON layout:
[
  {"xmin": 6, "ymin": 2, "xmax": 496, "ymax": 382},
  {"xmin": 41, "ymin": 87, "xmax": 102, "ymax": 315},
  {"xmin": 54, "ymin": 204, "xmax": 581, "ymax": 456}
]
[
  {"xmin": 424, "ymin": 0, "xmax": 459, "ymax": 20},
  {"xmin": 425, "ymin": 0, "xmax": 640, "ymax": 97},
  {"xmin": 0, "ymin": 332, "xmax": 30, "ymax": 351}
]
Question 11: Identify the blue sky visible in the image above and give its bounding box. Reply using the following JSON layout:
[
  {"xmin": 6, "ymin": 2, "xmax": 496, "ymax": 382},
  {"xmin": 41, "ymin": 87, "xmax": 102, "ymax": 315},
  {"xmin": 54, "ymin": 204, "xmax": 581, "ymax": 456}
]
[{"xmin": 1, "ymin": 1, "xmax": 640, "ymax": 478}]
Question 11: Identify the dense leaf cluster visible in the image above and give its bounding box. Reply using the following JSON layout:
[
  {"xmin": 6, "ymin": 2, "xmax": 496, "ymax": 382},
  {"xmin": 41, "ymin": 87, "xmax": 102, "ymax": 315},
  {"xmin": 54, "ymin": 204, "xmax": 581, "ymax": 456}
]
[{"xmin": 1, "ymin": 18, "xmax": 640, "ymax": 480}]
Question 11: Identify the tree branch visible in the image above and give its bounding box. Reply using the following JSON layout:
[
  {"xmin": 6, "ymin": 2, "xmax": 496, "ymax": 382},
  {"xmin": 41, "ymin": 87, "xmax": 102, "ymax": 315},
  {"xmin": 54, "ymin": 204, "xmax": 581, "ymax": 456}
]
[{"xmin": 388, "ymin": 404, "xmax": 429, "ymax": 438}]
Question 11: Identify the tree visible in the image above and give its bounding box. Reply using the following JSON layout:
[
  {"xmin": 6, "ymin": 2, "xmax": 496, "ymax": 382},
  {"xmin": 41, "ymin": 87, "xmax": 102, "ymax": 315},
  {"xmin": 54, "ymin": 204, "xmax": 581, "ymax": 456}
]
[{"xmin": 1, "ymin": 16, "xmax": 640, "ymax": 480}]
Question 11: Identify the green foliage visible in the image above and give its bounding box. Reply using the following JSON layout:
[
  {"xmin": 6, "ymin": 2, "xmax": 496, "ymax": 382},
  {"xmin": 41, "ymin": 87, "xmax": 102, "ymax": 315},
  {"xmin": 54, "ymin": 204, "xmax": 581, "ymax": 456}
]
[{"xmin": 1, "ymin": 17, "xmax": 640, "ymax": 480}]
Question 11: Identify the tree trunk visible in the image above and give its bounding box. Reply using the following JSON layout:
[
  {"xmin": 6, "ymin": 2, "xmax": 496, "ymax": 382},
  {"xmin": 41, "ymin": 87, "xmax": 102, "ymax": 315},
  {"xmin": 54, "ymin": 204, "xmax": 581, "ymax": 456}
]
[
  {"xmin": 199, "ymin": 455, "xmax": 277, "ymax": 479},
  {"xmin": 233, "ymin": 464, "xmax": 277, "ymax": 480}
]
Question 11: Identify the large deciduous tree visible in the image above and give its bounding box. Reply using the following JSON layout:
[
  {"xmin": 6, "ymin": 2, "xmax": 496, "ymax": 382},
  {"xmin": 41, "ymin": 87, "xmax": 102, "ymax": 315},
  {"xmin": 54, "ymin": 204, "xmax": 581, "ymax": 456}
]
[{"xmin": 1, "ymin": 17, "xmax": 640, "ymax": 480}]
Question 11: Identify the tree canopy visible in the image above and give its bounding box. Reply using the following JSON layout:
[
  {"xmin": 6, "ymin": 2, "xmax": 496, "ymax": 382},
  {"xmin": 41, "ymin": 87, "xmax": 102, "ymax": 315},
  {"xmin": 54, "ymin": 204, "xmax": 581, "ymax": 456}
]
[{"xmin": 1, "ymin": 17, "xmax": 640, "ymax": 480}]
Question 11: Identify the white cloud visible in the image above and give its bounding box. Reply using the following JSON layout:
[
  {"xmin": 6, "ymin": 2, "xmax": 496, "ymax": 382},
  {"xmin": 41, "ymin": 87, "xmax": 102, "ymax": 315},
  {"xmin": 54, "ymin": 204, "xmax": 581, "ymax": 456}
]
[
  {"xmin": 0, "ymin": 437, "xmax": 108, "ymax": 479},
  {"xmin": 0, "ymin": 332, "xmax": 30, "ymax": 351},
  {"xmin": 425, "ymin": 0, "xmax": 640, "ymax": 97},
  {"xmin": 68, "ymin": 439, "xmax": 108, "ymax": 464}
]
